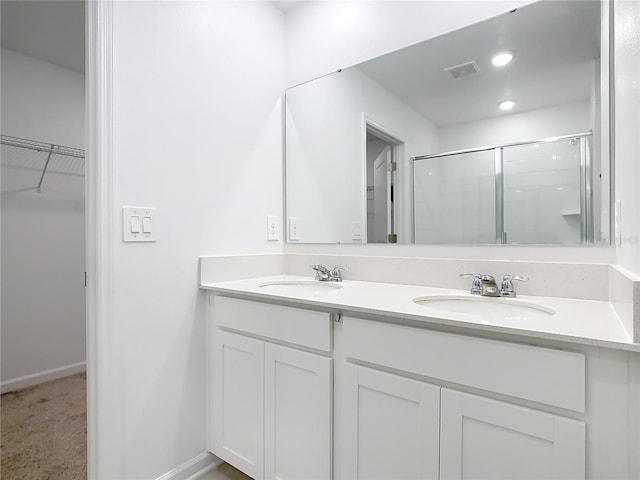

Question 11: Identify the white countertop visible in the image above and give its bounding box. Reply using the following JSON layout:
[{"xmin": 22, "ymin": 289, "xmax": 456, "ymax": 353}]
[{"xmin": 201, "ymin": 275, "xmax": 639, "ymax": 352}]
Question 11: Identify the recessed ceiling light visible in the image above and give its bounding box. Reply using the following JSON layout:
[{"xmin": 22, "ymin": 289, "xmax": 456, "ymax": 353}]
[
  {"xmin": 498, "ymin": 99, "xmax": 517, "ymax": 111},
  {"xmin": 492, "ymin": 51, "xmax": 514, "ymax": 67}
]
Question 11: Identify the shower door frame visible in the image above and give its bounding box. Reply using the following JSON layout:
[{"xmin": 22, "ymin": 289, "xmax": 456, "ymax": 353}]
[{"xmin": 411, "ymin": 131, "xmax": 594, "ymax": 245}]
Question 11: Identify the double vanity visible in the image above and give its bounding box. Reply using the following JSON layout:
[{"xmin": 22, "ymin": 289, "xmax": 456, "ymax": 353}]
[
  {"xmin": 199, "ymin": 0, "xmax": 639, "ymax": 476},
  {"xmin": 201, "ymin": 258, "xmax": 640, "ymax": 480}
]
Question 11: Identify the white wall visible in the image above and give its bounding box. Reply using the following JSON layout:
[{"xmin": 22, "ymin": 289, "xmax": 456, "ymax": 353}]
[
  {"xmin": 286, "ymin": 66, "xmax": 437, "ymax": 243},
  {"xmin": 438, "ymin": 100, "xmax": 591, "ymax": 152},
  {"xmin": 282, "ymin": 0, "xmax": 615, "ymax": 264},
  {"xmin": 1, "ymin": 48, "xmax": 86, "ymax": 390},
  {"xmin": 614, "ymin": 1, "xmax": 640, "ymax": 275},
  {"xmin": 1, "ymin": 48, "xmax": 84, "ymax": 148},
  {"xmin": 107, "ymin": 2, "xmax": 284, "ymax": 477}
]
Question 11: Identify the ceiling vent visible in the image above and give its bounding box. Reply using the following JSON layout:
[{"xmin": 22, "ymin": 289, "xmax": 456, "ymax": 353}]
[{"xmin": 444, "ymin": 61, "xmax": 480, "ymax": 79}]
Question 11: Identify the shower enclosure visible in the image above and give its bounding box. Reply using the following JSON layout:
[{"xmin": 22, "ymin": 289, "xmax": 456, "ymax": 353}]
[{"xmin": 412, "ymin": 132, "xmax": 594, "ymax": 245}]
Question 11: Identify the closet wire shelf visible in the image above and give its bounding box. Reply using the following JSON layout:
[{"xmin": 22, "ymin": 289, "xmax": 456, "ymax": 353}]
[{"xmin": 1, "ymin": 135, "xmax": 85, "ymax": 193}]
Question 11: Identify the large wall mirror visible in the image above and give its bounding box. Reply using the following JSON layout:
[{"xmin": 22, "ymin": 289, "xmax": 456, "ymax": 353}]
[{"xmin": 285, "ymin": 0, "xmax": 611, "ymax": 245}]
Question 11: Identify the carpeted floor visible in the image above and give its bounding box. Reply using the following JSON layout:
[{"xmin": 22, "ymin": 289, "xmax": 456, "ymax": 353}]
[{"xmin": 1, "ymin": 372, "xmax": 87, "ymax": 480}]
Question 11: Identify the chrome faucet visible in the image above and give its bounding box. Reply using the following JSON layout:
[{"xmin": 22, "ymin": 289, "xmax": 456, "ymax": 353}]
[
  {"xmin": 460, "ymin": 273, "xmax": 500, "ymax": 297},
  {"xmin": 330, "ymin": 265, "xmax": 347, "ymax": 282},
  {"xmin": 460, "ymin": 273, "xmax": 482, "ymax": 295},
  {"xmin": 500, "ymin": 275, "xmax": 529, "ymax": 298},
  {"xmin": 310, "ymin": 264, "xmax": 331, "ymax": 281},
  {"xmin": 310, "ymin": 264, "xmax": 346, "ymax": 282}
]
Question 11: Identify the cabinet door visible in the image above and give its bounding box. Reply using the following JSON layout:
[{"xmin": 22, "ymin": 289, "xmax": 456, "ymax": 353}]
[
  {"xmin": 440, "ymin": 389, "xmax": 585, "ymax": 480},
  {"xmin": 342, "ymin": 364, "xmax": 440, "ymax": 480},
  {"xmin": 264, "ymin": 343, "xmax": 332, "ymax": 480},
  {"xmin": 212, "ymin": 330, "xmax": 264, "ymax": 480}
]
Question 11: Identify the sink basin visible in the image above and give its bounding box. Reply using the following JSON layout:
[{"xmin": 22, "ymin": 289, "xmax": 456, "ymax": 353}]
[
  {"xmin": 258, "ymin": 280, "xmax": 343, "ymax": 294},
  {"xmin": 413, "ymin": 295, "xmax": 555, "ymax": 319}
]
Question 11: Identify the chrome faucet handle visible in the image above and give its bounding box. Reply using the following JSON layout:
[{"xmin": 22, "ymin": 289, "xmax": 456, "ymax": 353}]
[
  {"xmin": 500, "ymin": 275, "xmax": 529, "ymax": 298},
  {"xmin": 310, "ymin": 264, "xmax": 331, "ymax": 281},
  {"xmin": 330, "ymin": 265, "xmax": 347, "ymax": 282},
  {"xmin": 460, "ymin": 273, "xmax": 483, "ymax": 295},
  {"xmin": 503, "ymin": 275, "xmax": 529, "ymax": 282}
]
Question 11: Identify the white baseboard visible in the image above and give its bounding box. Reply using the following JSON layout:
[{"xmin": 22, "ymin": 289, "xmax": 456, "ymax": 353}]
[
  {"xmin": 156, "ymin": 452, "xmax": 222, "ymax": 480},
  {"xmin": 1, "ymin": 361, "xmax": 87, "ymax": 394}
]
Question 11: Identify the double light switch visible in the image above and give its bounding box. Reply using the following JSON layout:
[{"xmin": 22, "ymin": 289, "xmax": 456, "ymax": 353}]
[{"xmin": 123, "ymin": 207, "xmax": 157, "ymax": 242}]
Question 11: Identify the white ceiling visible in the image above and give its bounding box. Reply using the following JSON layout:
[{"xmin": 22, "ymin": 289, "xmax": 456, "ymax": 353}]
[
  {"xmin": 1, "ymin": 0, "xmax": 85, "ymax": 74},
  {"xmin": 357, "ymin": 0, "xmax": 601, "ymax": 127}
]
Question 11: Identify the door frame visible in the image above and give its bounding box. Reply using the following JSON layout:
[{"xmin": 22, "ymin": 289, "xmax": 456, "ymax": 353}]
[{"xmin": 86, "ymin": 1, "xmax": 117, "ymax": 477}]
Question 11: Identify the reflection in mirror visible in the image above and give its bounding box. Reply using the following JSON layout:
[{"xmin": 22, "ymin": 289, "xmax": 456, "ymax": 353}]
[
  {"xmin": 285, "ymin": 0, "xmax": 610, "ymax": 245},
  {"xmin": 413, "ymin": 133, "xmax": 594, "ymax": 244},
  {"xmin": 366, "ymin": 123, "xmax": 401, "ymax": 243},
  {"xmin": 414, "ymin": 149, "xmax": 496, "ymax": 244}
]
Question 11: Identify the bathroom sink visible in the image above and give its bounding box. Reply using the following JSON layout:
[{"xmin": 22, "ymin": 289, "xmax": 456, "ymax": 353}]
[
  {"xmin": 258, "ymin": 280, "xmax": 343, "ymax": 294},
  {"xmin": 413, "ymin": 295, "xmax": 555, "ymax": 319}
]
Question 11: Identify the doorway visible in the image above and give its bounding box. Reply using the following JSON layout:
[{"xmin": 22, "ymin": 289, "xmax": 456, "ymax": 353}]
[
  {"xmin": 0, "ymin": 1, "xmax": 87, "ymax": 478},
  {"xmin": 366, "ymin": 123, "xmax": 403, "ymax": 243}
]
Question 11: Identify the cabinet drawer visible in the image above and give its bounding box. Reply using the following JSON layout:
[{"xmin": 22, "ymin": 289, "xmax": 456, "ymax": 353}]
[
  {"xmin": 213, "ymin": 296, "xmax": 331, "ymax": 352},
  {"xmin": 344, "ymin": 316, "xmax": 585, "ymax": 412}
]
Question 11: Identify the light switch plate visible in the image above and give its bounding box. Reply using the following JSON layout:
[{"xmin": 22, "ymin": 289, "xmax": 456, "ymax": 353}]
[
  {"xmin": 614, "ymin": 200, "xmax": 622, "ymax": 246},
  {"xmin": 123, "ymin": 207, "xmax": 157, "ymax": 242},
  {"xmin": 288, "ymin": 217, "xmax": 300, "ymax": 241},
  {"xmin": 267, "ymin": 215, "xmax": 279, "ymax": 241},
  {"xmin": 352, "ymin": 221, "xmax": 362, "ymax": 241}
]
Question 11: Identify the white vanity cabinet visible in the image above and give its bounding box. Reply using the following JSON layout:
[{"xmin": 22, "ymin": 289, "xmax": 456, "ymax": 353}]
[
  {"xmin": 264, "ymin": 342, "xmax": 331, "ymax": 480},
  {"xmin": 440, "ymin": 389, "xmax": 585, "ymax": 480},
  {"xmin": 341, "ymin": 316, "xmax": 587, "ymax": 480},
  {"xmin": 341, "ymin": 368, "xmax": 585, "ymax": 480},
  {"xmin": 342, "ymin": 364, "xmax": 441, "ymax": 480},
  {"xmin": 213, "ymin": 330, "xmax": 264, "ymax": 478},
  {"xmin": 210, "ymin": 296, "xmax": 332, "ymax": 480},
  {"xmin": 206, "ymin": 292, "xmax": 638, "ymax": 480}
]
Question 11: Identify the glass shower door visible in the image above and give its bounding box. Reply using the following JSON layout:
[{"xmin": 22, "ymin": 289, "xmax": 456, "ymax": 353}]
[
  {"xmin": 413, "ymin": 150, "xmax": 496, "ymax": 244},
  {"xmin": 502, "ymin": 138, "xmax": 584, "ymax": 244}
]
